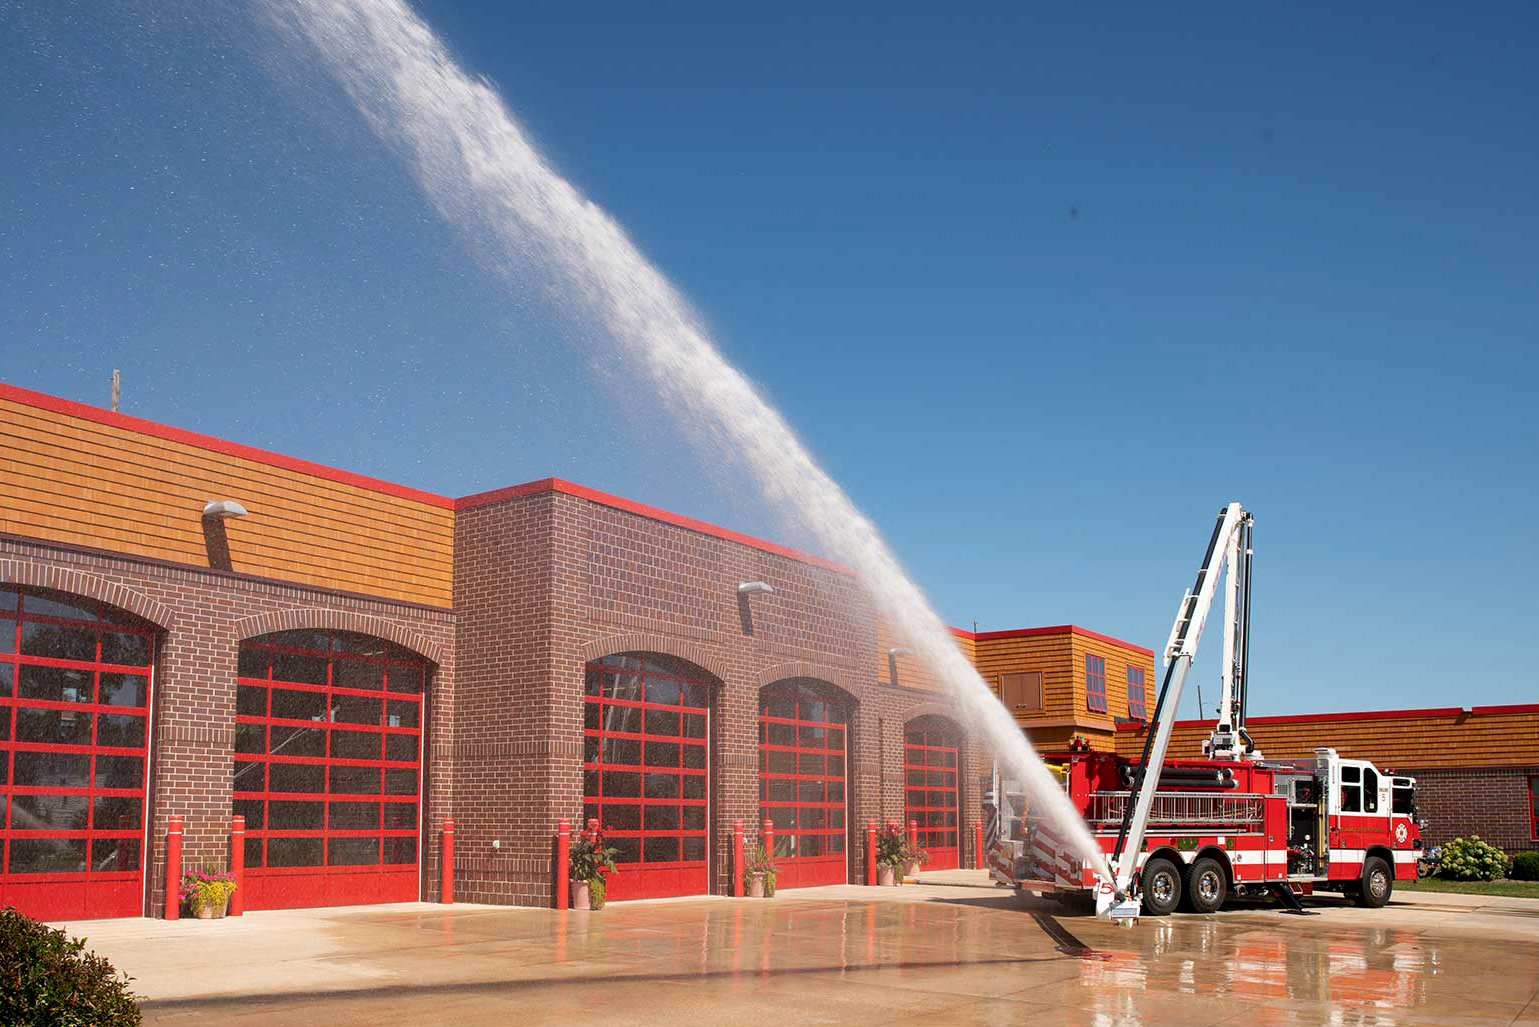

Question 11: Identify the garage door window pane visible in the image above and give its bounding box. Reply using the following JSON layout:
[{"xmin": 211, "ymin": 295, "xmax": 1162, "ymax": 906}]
[
  {"xmin": 267, "ymin": 837, "xmax": 324, "ymax": 868},
  {"xmin": 9, "ymin": 837, "xmax": 88, "ymax": 874}
]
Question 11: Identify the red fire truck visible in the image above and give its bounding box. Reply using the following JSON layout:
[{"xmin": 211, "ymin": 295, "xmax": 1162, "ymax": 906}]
[{"xmin": 986, "ymin": 504, "xmax": 1422, "ymax": 919}]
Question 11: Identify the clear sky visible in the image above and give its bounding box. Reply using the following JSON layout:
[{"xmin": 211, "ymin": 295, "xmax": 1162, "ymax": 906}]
[{"xmin": 3, "ymin": 1, "xmax": 1536, "ymax": 716}]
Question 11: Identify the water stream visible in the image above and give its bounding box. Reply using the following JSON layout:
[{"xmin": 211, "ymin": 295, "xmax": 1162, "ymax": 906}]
[{"xmin": 269, "ymin": 0, "xmax": 1112, "ymax": 880}]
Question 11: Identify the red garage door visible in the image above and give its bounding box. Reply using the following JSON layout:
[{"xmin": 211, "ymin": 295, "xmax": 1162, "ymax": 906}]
[
  {"xmin": 1, "ymin": 586, "xmax": 154, "ymax": 921},
  {"xmin": 234, "ymin": 631, "xmax": 427, "ymax": 910},
  {"xmin": 759, "ymin": 679, "xmax": 848, "ymax": 889},
  {"xmin": 583, "ymin": 653, "xmax": 712, "ymax": 900},
  {"xmin": 905, "ymin": 725, "xmax": 959, "ymax": 871}
]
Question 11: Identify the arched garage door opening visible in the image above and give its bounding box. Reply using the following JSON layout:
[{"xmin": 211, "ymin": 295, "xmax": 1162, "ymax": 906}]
[
  {"xmin": 582, "ymin": 653, "xmax": 714, "ymax": 900},
  {"xmin": 0, "ymin": 585, "xmax": 156, "ymax": 921},
  {"xmin": 234, "ymin": 630, "xmax": 429, "ymax": 910},
  {"xmin": 759, "ymin": 678, "xmax": 849, "ymax": 888},
  {"xmin": 904, "ymin": 716, "xmax": 961, "ymax": 871}
]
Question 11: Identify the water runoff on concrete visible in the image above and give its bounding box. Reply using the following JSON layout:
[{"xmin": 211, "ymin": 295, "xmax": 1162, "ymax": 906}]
[{"xmin": 266, "ymin": 0, "xmax": 1114, "ymax": 881}]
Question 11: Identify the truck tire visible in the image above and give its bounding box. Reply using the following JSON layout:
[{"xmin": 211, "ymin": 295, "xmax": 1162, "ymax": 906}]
[
  {"xmin": 1141, "ymin": 857, "xmax": 1182, "ymax": 916},
  {"xmin": 1187, "ymin": 857, "xmax": 1228, "ymax": 914},
  {"xmin": 1355, "ymin": 856, "xmax": 1393, "ymax": 908}
]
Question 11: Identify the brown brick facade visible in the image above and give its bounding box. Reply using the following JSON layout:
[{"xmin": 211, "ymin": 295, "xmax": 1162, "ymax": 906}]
[
  {"xmin": 1400, "ymin": 766, "xmax": 1539, "ymax": 853},
  {"xmin": 449, "ymin": 490, "xmax": 984, "ymax": 907},
  {"xmin": 1, "ymin": 535, "xmax": 455, "ymax": 917}
]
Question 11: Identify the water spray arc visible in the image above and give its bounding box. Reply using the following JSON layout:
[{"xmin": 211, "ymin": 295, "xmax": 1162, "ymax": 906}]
[{"xmin": 270, "ymin": 0, "xmax": 1111, "ymax": 880}]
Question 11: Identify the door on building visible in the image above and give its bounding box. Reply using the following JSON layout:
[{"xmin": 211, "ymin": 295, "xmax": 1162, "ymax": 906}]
[
  {"xmin": 234, "ymin": 630, "xmax": 428, "ymax": 910},
  {"xmin": 1, "ymin": 586, "xmax": 155, "ymax": 920},
  {"xmin": 904, "ymin": 719, "xmax": 960, "ymax": 871},
  {"xmin": 759, "ymin": 679, "xmax": 849, "ymax": 888},
  {"xmin": 583, "ymin": 653, "xmax": 712, "ymax": 900}
]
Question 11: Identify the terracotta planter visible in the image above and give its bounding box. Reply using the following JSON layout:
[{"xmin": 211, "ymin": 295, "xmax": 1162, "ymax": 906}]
[
  {"xmin": 571, "ymin": 880, "xmax": 591, "ymax": 910},
  {"xmin": 877, "ymin": 865, "xmax": 896, "ymax": 887},
  {"xmin": 905, "ymin": 861, "xmax": 921, "ymax": 878},
  {"xmin": 747, "ymin": 874, "xmax": 765, "ymax": 898},
  {"xmin": 194, "ymin": 898, "xmax": 227, "ymax": 920}
]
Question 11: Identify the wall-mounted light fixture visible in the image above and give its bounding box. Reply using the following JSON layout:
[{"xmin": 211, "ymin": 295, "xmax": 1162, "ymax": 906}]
[
  {"xmin": 736, "ymin": 581, "xmax": 773, "ymax": 636},
  {"xmin": 201, "ymin": 500, "xmax": 248, "ymax": 519},
  {"xmin": 886, "ymin": 647, "xmax": 914, "ymax": 688},
  {"xmin": 886, "ymin": 647, "xmax": 914, "ymax": 658},
  {"xmin": 201, "ymin": 500, "xmax": 246, "ymax": 572}
]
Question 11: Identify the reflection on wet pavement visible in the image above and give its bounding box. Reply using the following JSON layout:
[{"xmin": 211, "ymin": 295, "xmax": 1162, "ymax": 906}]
[{"xmin": 56, "ymin": 882, "xmax": 1539, "ymax": 1027}]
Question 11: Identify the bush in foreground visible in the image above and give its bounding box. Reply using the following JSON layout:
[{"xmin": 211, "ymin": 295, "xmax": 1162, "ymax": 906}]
[
  {"xmin": 1512, "ymin": 851, "xmax": 1539, "ymax": 882},
  {"xmin": 0, "ymin": 908, "xmax": 141, "ymax": 1026},
  {"xmin": 1438, "ymin": 835, "xmax": 1509, "ymax": 882}
]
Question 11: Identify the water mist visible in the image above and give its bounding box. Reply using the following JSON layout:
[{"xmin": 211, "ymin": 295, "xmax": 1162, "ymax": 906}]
[{"xmin": 269, "ymin": 0, "xmax": 1111, "ymax": 880}]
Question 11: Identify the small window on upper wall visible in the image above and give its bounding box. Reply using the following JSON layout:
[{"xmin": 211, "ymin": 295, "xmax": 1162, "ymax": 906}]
[
  {"xmin": 1085, "ymin": 655, "xmax": 1107, "ymax": 714},
  {"xmin": 1126, "ymin": 666, "xmax": 1147, "ymax": 721},
  {"xmin": 999, "ymin": 672, "xmax": 1042, "ymax": 712}
]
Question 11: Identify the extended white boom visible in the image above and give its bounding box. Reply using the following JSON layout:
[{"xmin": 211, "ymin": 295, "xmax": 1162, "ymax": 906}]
[{"xmin": 1098, "ymin": 502, "xmax": 1254, "ymax": 917}]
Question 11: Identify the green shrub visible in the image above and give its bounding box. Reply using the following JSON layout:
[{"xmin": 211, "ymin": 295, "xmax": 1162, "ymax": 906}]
[
  {"xmin": 0, "ymin": 908, "xmax": 141, "ymax": 1025},
  {"xmin": 1511, "ymin": 851, "xmax": 1539, "ymax": 882},
  {"xmin": 1438, "ymin": 835, "xmax": 1509, "ymax": 881}
]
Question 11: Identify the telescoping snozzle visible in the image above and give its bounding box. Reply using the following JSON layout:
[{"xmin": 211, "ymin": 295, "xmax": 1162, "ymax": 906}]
[{"xmin": 984, "ymin": 504, "xmax": 1422, "ymax": 922}]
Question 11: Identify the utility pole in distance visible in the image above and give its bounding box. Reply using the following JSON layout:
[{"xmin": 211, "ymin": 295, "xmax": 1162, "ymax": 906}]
[{"xmin": 110, "ymin": 369, "xmax": 120, "ymax": 412}]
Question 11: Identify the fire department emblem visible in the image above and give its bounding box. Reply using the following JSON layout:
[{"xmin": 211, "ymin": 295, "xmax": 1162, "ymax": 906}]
[{"xmin": 1395, "ymin": 823, "xmax": 1408, "ymax": 844}]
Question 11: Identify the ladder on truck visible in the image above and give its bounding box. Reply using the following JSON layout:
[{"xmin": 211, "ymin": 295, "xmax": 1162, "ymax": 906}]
[{"xmin": 1099, "ymin": 503, "xmax": 1258, "ymax": 921}]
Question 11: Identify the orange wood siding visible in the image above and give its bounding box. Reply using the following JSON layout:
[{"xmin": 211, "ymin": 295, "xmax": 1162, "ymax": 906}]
[
  {"xmin": 1114, "ymin": 708, "xmax": 1539, "ymax": 770},
  {"xmin": 1070, "ymin": 633, "xmax": 1157, "ymax": 726},
  {"xmin": 972, "ymin": 630, "xmax": 1075, "ymax": 719},
  {"xmin": 1, "ymin": 394, "xmax": 454, "ymax": 607}
]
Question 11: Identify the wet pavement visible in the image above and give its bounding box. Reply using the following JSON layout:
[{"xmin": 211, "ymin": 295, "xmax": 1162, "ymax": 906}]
[{"xmin": 56, "ymin": 875, "xmax": 1539, "ymax": 1026}]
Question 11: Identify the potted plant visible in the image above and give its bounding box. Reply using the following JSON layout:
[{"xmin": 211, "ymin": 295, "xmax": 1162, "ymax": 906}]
[
  {"xmin": 180, "ymin": 864, "xmax": 237, "ymax": 919},
  {"xmin": 743, "ymin": 843, "xmax": 777, "ymax": 898},
  {"xmin": 569, "ymin": 823, "xmax": 619, "ymax": 910},
  {"xmin": 875, "ymin": 825, "xmax": 920, "ymax": 886}
]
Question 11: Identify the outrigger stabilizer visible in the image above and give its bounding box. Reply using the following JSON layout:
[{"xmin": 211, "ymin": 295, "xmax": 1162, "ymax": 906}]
[{"xmin": 1094, "ymin": 503, "xmax": 1255, "ymax": 922}]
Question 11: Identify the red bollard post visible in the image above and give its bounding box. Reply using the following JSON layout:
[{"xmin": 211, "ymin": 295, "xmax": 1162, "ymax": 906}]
[
  {"xmin": 865, "ymin": 820, "xmax": 877, "ymax": 885},
  {"xmin": 762, "ymin": 819, "xmax": 775, "ymax": 867},
  {"xmin": 732, "ymin": 820, "xmax": 744, "ymax": 897},
  {"xmin": 974, "ymin": 821, "xmax": 985, "ymax": 870},
  {"xmin": 441, "ymin": 819, "xmax": 455, "ymax": 904},
  {"xmin": 229, "ymin": 815, "xmax": 245, "ymax": 917},
  {"xmin": 556, "ymin": 818, "xmax": 571, "ymax": 910},
  {"xmin": 908, "ymin": 819, "xmax": 919, "ymax": 852},
  {"xmin": 165, "ymin": 815, "xmax": 182, "ymax": 921}
]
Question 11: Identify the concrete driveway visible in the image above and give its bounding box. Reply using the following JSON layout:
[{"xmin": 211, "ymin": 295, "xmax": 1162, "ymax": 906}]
[{"xmin": 55, "ymin": 874, "xmax": 1539, "ymax": 1026}]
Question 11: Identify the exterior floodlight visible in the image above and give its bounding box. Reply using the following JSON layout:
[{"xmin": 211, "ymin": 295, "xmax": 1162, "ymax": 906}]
[
  {"xmin": 737, "ymin": 581, "xmax": 774, "ymax": 596},
  {"xmin": 202, "ymin": 500, "xmax": 248, "ymax": 519},
  {"xmin": 886, "ymin": 647, "xmax": 914, "ymax": 658}
]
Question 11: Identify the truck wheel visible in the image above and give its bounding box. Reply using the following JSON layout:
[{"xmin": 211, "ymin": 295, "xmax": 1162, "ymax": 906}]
[
  {"xmin": 1355, "ymin": 856, "xmax": 1393, "ymax": 908},
  {"xmin": 1141, "ymin": 858, "xmax": 1182, "ymax": 916},
  {"xmin": 1187, "ymin": 857, "xmax": 1228, "ymax": 914}
]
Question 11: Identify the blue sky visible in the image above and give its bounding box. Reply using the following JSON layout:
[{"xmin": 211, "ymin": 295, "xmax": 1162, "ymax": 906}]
[{"xmin": 2, "ymin": 1, "xmax": 1535, "ymax": 715}]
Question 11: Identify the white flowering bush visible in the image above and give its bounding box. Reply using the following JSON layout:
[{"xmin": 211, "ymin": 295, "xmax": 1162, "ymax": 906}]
[{"xmin": 1438, "ymin": 835, "xmax": 1509, "ymax": 881}]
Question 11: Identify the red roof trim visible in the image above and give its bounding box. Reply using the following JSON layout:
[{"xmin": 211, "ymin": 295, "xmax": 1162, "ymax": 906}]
[
  {"xmin": 1468, "ymin": 704, "xmax": 1539, "ymax": 717},
  {"xmin": 949, "ymin": 627, "xmax": 976, "ymax": 640},
  {"xmin": 966, "ymin": 624, "xmax": 1154, "ymax": 657},
  {"xmin": 1115, "ymin": 706, "xmax": 1484, "ymax": 731},
  {"xmin": 0, "ymin": 382, "xmax": 455, "ymax": 510},
  {"xmin": 455, "ymin": 478, "xmax": 853, "ymax": 574}
]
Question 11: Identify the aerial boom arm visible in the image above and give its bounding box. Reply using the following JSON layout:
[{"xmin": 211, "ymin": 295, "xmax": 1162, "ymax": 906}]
[{"xmin": 1107, "ymin": 502, "xmax": 1250, "ymax": 900}]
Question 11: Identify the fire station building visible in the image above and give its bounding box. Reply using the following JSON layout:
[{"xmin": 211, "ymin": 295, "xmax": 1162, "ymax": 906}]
[{"xmin": 1, "ymin": 381, "xmax": 1535, "ymax": 922}]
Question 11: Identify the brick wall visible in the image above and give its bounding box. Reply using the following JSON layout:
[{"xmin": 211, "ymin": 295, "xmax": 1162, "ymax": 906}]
[
  {"xmin": 1401, "ymin": 765, "xmax": 1539, "ymax": 854},
  {"xmin": 450, "ymin": 489, "xmax": 985, "ymax": 906},
  {"xmin": 1, "ymin": 535, "xmax": 454, "ymax": 916}
]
